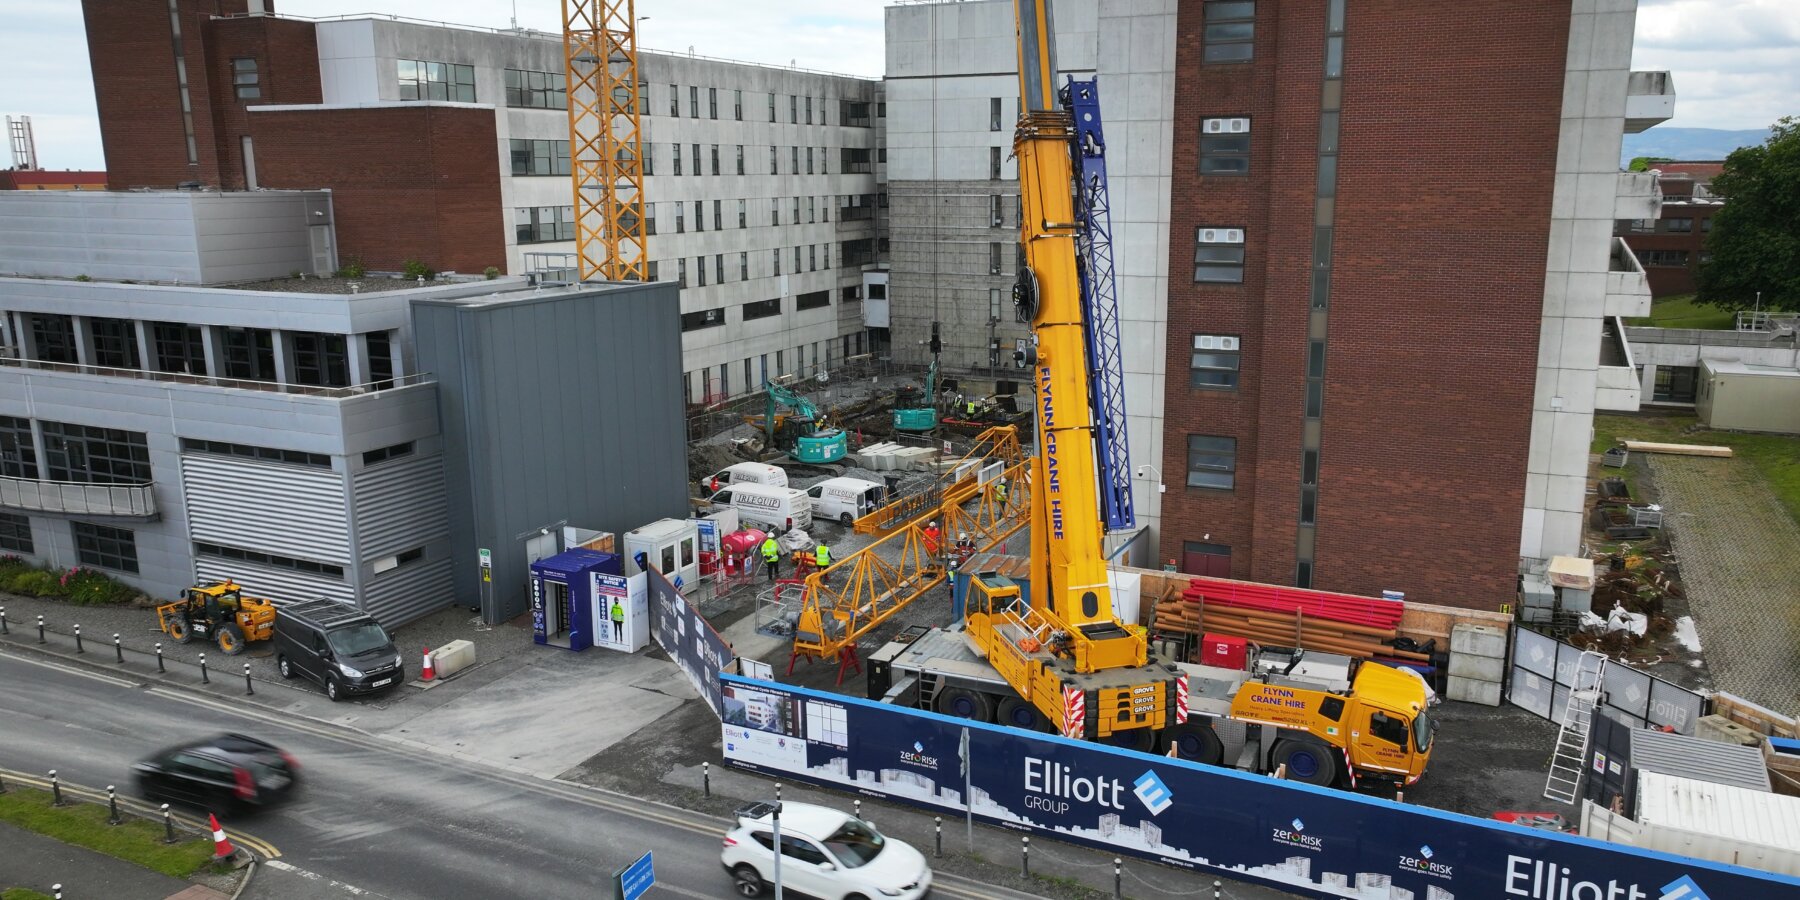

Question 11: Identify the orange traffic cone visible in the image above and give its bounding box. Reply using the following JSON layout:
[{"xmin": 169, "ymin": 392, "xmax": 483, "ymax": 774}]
[
  {"xmin": 421, "ymin": 647, "xmax": 435, "ymax": 682},
  {"xmin": 208, "ymin": 813, "xmax": 235, "ymax": 860}
]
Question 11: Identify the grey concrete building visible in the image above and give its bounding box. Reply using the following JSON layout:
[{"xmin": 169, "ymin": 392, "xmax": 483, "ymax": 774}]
[
  {"xmin": 412, "ymin": 281, "xmax": 689, "ymax": 623},
  {"xmin": 308, "ymin": 16, "xmax": 886, "ymax": 404}
]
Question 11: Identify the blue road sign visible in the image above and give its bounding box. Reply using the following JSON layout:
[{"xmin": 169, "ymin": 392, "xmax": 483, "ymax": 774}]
[{"xmin": 617, "ymin": 851, "xmax": 654, "ymax": 900}]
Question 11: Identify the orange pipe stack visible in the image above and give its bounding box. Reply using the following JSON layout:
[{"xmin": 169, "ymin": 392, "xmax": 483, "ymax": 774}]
[{"xmin": 1152, "ymin": 578, "xmax": 1425, "ymax": 661}]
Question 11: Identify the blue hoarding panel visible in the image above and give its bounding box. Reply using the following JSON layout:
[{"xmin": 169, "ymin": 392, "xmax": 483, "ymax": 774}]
[
  {"xmin": 618, "ymin": 851, "xmax": 654, "ymax": 900},
  {"xmin": 647, "ymin": 567, "xmax": 732, "ymax": 717},
  {"xmin": 718, "ymin": 675, "xmax": 1800, "ymax": 900}
]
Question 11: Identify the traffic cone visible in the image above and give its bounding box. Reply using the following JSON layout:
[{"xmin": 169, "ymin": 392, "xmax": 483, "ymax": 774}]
[
  {"xmin": 208, "ymin": 813, "xmax": 235, "ymax": 860},
  {"xmin": 421, "ymin": 647, "xmax": 435, "ymax": 682}
]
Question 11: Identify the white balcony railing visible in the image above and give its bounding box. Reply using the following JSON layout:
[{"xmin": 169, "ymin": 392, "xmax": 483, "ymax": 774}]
[
  {"xmin": 1604, "ymin": 237, "xmax": 1652, "ymax": 318},
  {"xmin": 1625, "ymin": 71, "xmax": 1676, "ymax": 134},
  {"xmin": 0, "ymin": 475, "xmax": 157, "ymax": 519}
]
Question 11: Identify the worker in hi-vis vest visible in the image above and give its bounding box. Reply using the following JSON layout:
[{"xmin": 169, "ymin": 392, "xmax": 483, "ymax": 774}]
[
  {"xmin": 814, "ymin": 543, "xmax": 833, "ymax": 584},
  {"xmin": 760, "ymin": 535, "xmax": 781, "ymax": 582}
]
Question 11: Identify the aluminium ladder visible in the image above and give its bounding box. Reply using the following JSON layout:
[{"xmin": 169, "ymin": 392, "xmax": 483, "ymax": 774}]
[{"xmin": 1543, "ymin": 650, "xmax": 1608, "ymax": 805}]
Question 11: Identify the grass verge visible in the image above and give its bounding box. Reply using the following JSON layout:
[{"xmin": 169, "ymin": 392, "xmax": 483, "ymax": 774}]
[
  {"xmin": 1625, "ymin": 294, "xmax": 1737, "ymax": 330},
  {"xmin": 4, "ymin": 889, "xmax": 56, "ymax": 900},
  {"xmin": 0, "ymin": 787, "xmax": 215, "ymax": 879},
  {"xmin": 1593, "ymin": 412, "xmax": 1800, "ymax": 524}
]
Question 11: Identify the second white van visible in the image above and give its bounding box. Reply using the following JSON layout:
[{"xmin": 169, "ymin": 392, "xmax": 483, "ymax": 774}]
[
  {"xmin": 708, "ymin": 483, "xmax": 813, "ymax": 533},
  {"xmin": 699, "ymin": 462, "xmax": 789, "ymax": 492},
  {"xmin": 807, "ymin": 477, "xmax": 888, "ymax": 527}
]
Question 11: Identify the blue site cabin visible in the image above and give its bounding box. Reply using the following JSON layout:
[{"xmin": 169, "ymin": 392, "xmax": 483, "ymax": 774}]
[{"xmin": 529, "ymin": 548, "xmax": 621, "ymax": 651}]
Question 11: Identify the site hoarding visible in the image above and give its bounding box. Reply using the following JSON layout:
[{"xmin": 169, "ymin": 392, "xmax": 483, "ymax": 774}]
[
  {"xmin": 646, "ymin": 567, "xmax": 732, "ymax": 718},
  {"xmin": 720, "ymin": 675, "xmax": 1800, "ymax": 900}
]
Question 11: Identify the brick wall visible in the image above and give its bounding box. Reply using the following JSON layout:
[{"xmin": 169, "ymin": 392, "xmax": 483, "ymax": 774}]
[
  {"xmin": 202, "ymin": 15, "xmax": 321, "ymax": 190},
  {"xmin": 248, "ymin": 106, "xmax": 506, "ymax": 274},
  {"xmin": 1158, "ymin": 0, "xmax": 1570, "ymax": 610}
]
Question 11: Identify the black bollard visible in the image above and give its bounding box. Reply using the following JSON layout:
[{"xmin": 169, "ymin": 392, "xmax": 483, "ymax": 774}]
[
  {"xmin": 1, "ymin": 605, "xmax": 7, "ymax": 634},
  {"xmin": 49, "ymin": 769, "xmax": 63, "ymax": 806},
  {"xmin": 1021, "ymin": 836, "xmax": 1030, "ymax": 877},
  {"xmin": 108, "ymin": 784, "xmax": 123, "ymax": 824},
  {"xmin": 156, "ymin": 642, "xmax": 165, "ymax": 673},
  {"xmin": 200, "ymin": 652, "xmax": 209, "ymax": 684},
  {"xmin": 934, "ymin": 816, "xmax": 942, "ymax": 858},
  {"xmin": 37, "ymin": 615, "xmax": 45, "ymax": 643},
  {"xmin": 1214, "ymin": 880, "xmax": 1222, "ymax": 899},
  {"xmin": 162, "ymin": 803, "xmax": 176, "ymax": 843},
  {"xmin": 703, "ymin": 761, "xmax": 710, "ymax": 797},
  {"xmin": 115, "ymin": 633, "xmax": 124, "ymax": 663},
  {"xmin": 74, "ymin": 623, "xmax": 83, "ymax": 653},
  {"xmin": 52, "ymin": 885, "xmax": 61, "ymax": 900},
  {"xmin": 854, "ymin": 798, "xmax": 861, "ymax": 819},
  {"xmin": 244, "ymin": 662, "xmax": 254, "ymax": 695},
  {"xmin": 1114, "ymin": 858, "xmax": 1122, "ymax": 898}
]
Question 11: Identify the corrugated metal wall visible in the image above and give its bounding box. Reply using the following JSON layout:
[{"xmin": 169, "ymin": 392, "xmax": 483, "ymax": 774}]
[
  {"xmin": 180, "ymin": 454, "xmax": 351, "ymax": 563},
  {"xmin": 353, "ymin": 455, "xmax": 448, "ymax": 559},
  {"xmin": 194, "ymin": 558, "xmax": 353, "ymax": 607},
  {"xmin": 361, "ymin": 557, "xmax": 455, "ymax": 627}
]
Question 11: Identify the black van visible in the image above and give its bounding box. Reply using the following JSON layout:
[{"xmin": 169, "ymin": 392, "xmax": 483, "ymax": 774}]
[{"xmin": 273, "ymin": 598, "xmax": 403, "ymax": 701}]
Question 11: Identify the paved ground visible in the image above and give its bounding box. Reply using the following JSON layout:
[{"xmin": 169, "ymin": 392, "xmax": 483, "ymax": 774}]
[
  {"xmin": 0, "ymin": 821, "xmax": 221, "ymax": 900},
  {"xmin": 1648, "ymin": 454, "xmax": 1800, "ymax": 713}
]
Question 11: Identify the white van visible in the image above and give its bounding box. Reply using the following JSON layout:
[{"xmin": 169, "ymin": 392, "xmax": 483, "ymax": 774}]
[
  {"xmin": 699, "ymin": 462, "xmax": 789, "ymax": 492},
  {"xmin": 709, "ymin": 483, "xmax": 813, "ymax": 533},
  {"xmin": 807, "ymin": 477, "xmax": 888, "ymax": 527}
]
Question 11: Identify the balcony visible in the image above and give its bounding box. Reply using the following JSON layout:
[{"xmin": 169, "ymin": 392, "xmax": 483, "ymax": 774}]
[
  {"xmin": 1604, "ymin": 237, "xmax": 1652, "ymax": 318},
  {"xmin": 1625, "ymin": 71, "xmax": 1676, "ymax": 134},
  {"xmin": 1614, "ymin": 171, "xmax": 1662, "ymax": 222},
  {"xmin": 1596, "ymin": 317, "xmax": 1641, "ymax": 413},
  {"xmin": 0, "ymin": 475, "xmax": 158, "ymax": 520},
  {"xmin": 0, "ymin": 356, "xmax": 433, "ymax": 398}
]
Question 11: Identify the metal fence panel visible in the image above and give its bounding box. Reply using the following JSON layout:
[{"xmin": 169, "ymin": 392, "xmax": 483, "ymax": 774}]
[
  {"xmin": 1647, "ymin": 681, "xmax": 1705, "ymax": 734},
  {"xmin": 1513, "ymin": 627, "xmax": 1558, "ymax": 677},
  {"xmin": 1602, "ymin": 663, "xmax": 1652, "ymax": 724},
  {"xmin": 1506, "ymin": 627, "xmax": 1707, "ymax": 736},
  {"xmin": 1509, "ymin": 668, "xmax": 1555, "ymax": 720}
]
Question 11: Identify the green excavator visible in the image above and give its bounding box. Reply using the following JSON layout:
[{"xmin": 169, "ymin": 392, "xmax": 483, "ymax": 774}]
[
  {"xmin": 758, "ymin": 381, "xmax": 847, "ymax": 464},
  {"xmin": 893, "ymin": 322, "xmax": 940, "ymax": 432}
]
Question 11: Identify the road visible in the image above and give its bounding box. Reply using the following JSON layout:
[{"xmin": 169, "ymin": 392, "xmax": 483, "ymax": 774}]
[{"xmin": 0, "ymin": 650, "xmax": 1041, "ymax": 900}]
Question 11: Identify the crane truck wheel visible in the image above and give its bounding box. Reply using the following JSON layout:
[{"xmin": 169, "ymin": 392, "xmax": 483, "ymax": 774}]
[
  {"xmin": 996, "ymin": 696, "xmax": 1050, "ymax": 732},
  {"xmin": 1162, "ymin": 722, "xmax": 1224, "ymax": 765},
  {"xmin": 1099, "ymin": 727, "xmax": 1157, "ymax": 753},
  {"xmin": 1271, "ymin": 740, "xmax": 1339, "ymax": 787},
  {"xmin": 934, "ymin": 688, "xmax": 995, "ymax": 722}
]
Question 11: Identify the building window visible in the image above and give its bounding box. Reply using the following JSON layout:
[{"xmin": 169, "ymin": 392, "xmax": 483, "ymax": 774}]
[
  {"xmin": 989, "ymin": 194, "xmax": 1004, "ymax": 227},
  {"xmin": 740, "ymin": 252, "xmax": 749, "ymax": 281},
  {"xmin": 675, "ymin": 203, "xmax": 685, "ymax": 233},
  {"xmin": 29, "ymin": 314, "xmax": 78, "ymax": 364},
  {"xmin": 713, "ymin": 200, "xmax": 723, "ymax": 230},
  {"xmin": 290, "ymin": 332, "xmax": 350, "ymax": 388},
  {"xmin": 194, "ymin": 540, "xmax": 343, "ymax": 578},
  {"xmin": 711, "ymin": 144, "xmax": 720, "ymax": 175},
  {"xmin": 769, "ymin": 145, "xmax": 778, "ymax": 174},
  {"xmin": 989, "ymin": 242, "xmax": 1003, "ymax": 275},
  {"xmin": 716, "ymin": 254, "xmax": 726, "ymax": 283},
  {"xmin": 1653, "ymin": 366, "xmax": 1698, "ymax": 404},
  {"xmin": 43, "ymin": 422, "xmax": 150, "ymax": 484},
  {"xmin": 74, "ymin": 522, "xmax": 138, "ymax": 573},
  {"xmin": 820, "ymin": 146, "xmax": 830, "ymax": 174},
  {"xmin": 680, "ymin": 313, "xmax": 723, "ymax": 334},
  {"xmin": 89, "ymin": 318, "xmax": 140, "ymax": 369},
  {"xmin": 515, "ymin": 206, "xmax": 575, "ymax": 243},
  {"xmin": 841, "ymin": 148, "xmax": 872, "ymax": 174},
  {"xmin": 672, "ymin": 143, "xmax": 683, "ymax": 176},
  {"xmin": 1664, "ymin": 217, "xmax": 1693, "ymax": 233},
  {"xmin": 1203, "ymin": 1, "xmax": 1256, "ymax": 63},
  {"xmin": 808, "ymin": 245, "xmax": 818, "ymax": 270},
  {"xmin": 398, "ymin": 60, "xmax": 475, "ymax": 102},
  {"xmin": 503, "ymin": 68, "xmax": 568, "ymax": 110},
  {"xmin": 743, "ymin": 299, "xmax": 782, "ymax": 321},
  {"xmin": 676, "ymin": 258, "xmax": 688, "ymax": 287},
  {"xmin": 1190, "ymin": 335, "xmax": 1241, "ymax": 389},
  {"xmin": 990, "ymin": 146, "xmax": 1003, "ymax": 180},
  {"xmin": 738, "ymin": 199, "xmax": 747, "ymax": 228},
  {"xmin": 708, "ymin": 87, "xmax": 718, "ymax": 119},
  {"xmin": 232, "ymin": 58, "xmax": 261, "ymax": 100},
  {"xmin": 1637, "ymin": 249, "xmax": 1690, "ymax": 268},
  {"xmin": 0, "ymin": 512, "xmax": 32, "ymax": 554},
  {"xmin": 797, "ymin": 290, "xmax": 830, "ymax": 311},
  {"xmin": 807, "ymin": 196, "xmax": 817, "ymax": 224},
  {"xmin": 1194, "ymin": 227, "xmax": 1246, "ymax": 283},
  {"xmin": 736, "ymin": 144, "xmax": 745, "ymax": 175},
  {"xmin": 1700, "ymin": 217, "xmax": 1713, "ymax": 233},
  {"xmin": 152, "ymin": 323, "xmax": 206, "ymax": 375},
  {"xmin": 669, "ymin": 84, "xmax": 678, "ymax": 116},
  {"xmin": 181, "ymin": 438, "xmax": 330, "ymax": 468},
  {"xmin": 0, "ymin": 416, "xmax": 38, "ymax": 480},
  {"xmin": 768, "ymin": 91, "xmax": 777, "ymax": 122},
  {"xmin": 689, "ymin": 85, "xmax": 699, "ymax": 117},
  {"xmin": 991, "ymin": 97, "xmax": 1003, "ymax": 131},
  {"xmin": 694, "ymin": 200, "xmax": 705, "ymax": 233},
  {"xmin": 220, "ymin": 327, "xmax": 274, "ymax": 381},
  {"xmin": 638, "ymin": 80, "xmax": 649, "ymax": 115},
  {"xmin": 1619, "ymin": 218, "xmax": 1655, "ymax": 234},
  {"xmin": 791, "ymin": 146, "xmax": 800, "ymax": 174},
  {"xmin": 361, "ymin": 441, "xmax": 413, "ymax": 466},
  {"xmin": 806, "ymin": 147, "xmax": 814, "ymax": 175},
  {"xmin": 692, "ymin": 143, "xmax": 701, "ymax": 176},
  {"xmin": 1200, "ymin": 118, "xmax": 1251, "ymax": 174},
  {"xmin": 790, "ymin": 94, "xmax": 798, "ymax": 123},
  {"xmin": 696, "ymin": 255, "xmax": 707, "ymax": 287},
  {"xmin": 1186, "ymin": 434, "xmax": 1237, "ymax": 490},
  {"xmin": 734, "ymin": 89, "xmax": 743, "ymax": 120},
  {"xmin": 510, "ymin": 139, "xmax": 571, "ymax": 176}
]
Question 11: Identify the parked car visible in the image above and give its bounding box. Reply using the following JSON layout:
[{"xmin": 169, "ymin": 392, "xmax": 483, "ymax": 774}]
[
  {"xmin": 722, "ymin": 801, "xmax": 931, "ymax": 900},
  {"xmin": 132, "ymin": 733, "xmax": 299, "ymax": 812},
  {"xmin": 273, "ymin": 598, "xmax": 404, "ymax": 701}
]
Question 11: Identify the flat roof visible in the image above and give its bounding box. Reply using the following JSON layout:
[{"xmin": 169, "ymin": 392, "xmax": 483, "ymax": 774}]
[{"xmin": 1704, "ymin": 359, "xmax": 1800, "ymax": 378}]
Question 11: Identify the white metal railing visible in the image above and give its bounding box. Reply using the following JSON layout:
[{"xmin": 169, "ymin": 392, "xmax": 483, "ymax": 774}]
[
  {"xmin": 0, "ymin": 474, "xmax": 156, "ymax": 518},
  {"xmin": 0, "ymin": 356, "xmax": 432, "ymax": 398},
  {"xmin": 1737, "ymin": 311, "xmax": 1800, "ymax": 333}
]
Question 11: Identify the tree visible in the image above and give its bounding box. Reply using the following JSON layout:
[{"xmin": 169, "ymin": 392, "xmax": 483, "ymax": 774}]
[
  {"xmin": 1628, "ymin": 156, "xmax": 1672, "ymax": 172},
  {"xmin": 1695, "ymin": 117, "xmax": 1800, "ymax": 313}
]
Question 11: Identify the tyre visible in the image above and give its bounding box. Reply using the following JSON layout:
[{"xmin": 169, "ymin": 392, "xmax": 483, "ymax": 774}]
[
  {"xmin": 216, "ymin": 624, "xmax": 247, "ymax": 656},
  {"xmin": 1272, "ymin": 740, "xmax": 1339, "ymax": 787},
  {"xmin": 846, "ymin": 895, "xmax": 871, "ymax": 900},
  {"xmin": 1163, "ymin": 722, "xmax": 1224, "ymax": 765},
  {"xmin": 730, "ymin": 864, "xmax": 766, "ymax": 897},
  {"xmin": 995, "ymin": 696, "xmax": 1048, "ymax": 732},
  {"xmin": 933, "ymin": 687, "xmax": 994, "ymax": 722},
  {"xmin": 277, "ymin": 655, "xmax": 294, "ymax": 679},
  {"xmin": 839, "ymin": 512, "xmax": 854, "ymax": 527},
  {"xmin": 325, "ymin": 676, "xmax": 344, "ymax": 702},
  {"xmin": 1099, "ymin": 727, "xmax": 1157, "ymax": 753},
  {"xmin": 167, "ymin": 617, "xmax": 194, "ymax": 644}
]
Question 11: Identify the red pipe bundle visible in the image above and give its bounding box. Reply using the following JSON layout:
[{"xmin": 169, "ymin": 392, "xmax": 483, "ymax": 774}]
[{"xmin": 1179, "ymin": 576, "xmax": 1403, "ymax": 630}]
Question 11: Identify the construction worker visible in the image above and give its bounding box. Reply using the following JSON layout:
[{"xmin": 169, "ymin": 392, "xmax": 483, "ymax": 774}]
[
  {"xmin": 814, "ymin": 542, "xmax": 833, "ymax": 585},
  {"xmin": 760, "ymin": 534, "xmax": 781, "ymax": 582},
  {"xmin": 923, "ymin": 520, "xmax": 942, "ymax": 556},
  {"xmin": 993, "ymin": 478, "xmax": 1009, "ymax": 505},
  {"xmin": 954, "ymin": 532, "xmax": 975, "ymax": 568}
]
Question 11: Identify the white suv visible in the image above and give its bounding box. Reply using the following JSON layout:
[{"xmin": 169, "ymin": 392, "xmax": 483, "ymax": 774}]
[{"xmin": 722, "ymin": 801, "xmax": 932, "ymax": 900}]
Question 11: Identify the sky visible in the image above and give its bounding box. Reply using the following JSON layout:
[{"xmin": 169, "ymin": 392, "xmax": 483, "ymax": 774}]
[{"xmin": 2, "ymin": 0, "xmax": 1794, "ymax": 172}]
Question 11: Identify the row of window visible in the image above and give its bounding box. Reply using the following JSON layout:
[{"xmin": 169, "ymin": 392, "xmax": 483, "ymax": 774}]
[
  {"xmin": 0, "ymin": 514, "xmax": 138, "ymax": 572},
  {"xmin": 1637, "ymin": 249, "xmax": 1694, "ymax": 267},
  {"xmin": 508, "ymin": 139, "xmax": 879, "ymax": 180},
  {"xmin": 684, "ymin": 331, "xmax": 868, "ymax": 404},
  {"xmin": 669, "ymin": 244, "xmax": 837, "ymax": 289},
  {"xmin": 1618, "ymin": 217, "xmax": 1711, "ymax": 235},
  {"xmin": 404, "ymin": 64, "xmax": 886, "ymax": 125},
  {"xmin": 17, "ymin": 315, "xmax": 388, "ymax": 388}
]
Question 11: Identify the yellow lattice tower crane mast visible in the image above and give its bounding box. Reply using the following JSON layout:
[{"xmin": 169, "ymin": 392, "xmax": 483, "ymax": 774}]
[{"xmin": 563, "ymin": 0, "xmax": 647, "ymax": 281}]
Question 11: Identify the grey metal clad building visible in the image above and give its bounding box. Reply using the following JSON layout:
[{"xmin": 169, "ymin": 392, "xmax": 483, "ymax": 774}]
[{"xmin": 411, "ymin": 279, "xmax": 689, "ymax": 624}]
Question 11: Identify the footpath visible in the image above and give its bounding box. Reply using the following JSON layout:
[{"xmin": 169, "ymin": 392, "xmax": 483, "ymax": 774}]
[{"xmin": 0, "ymin": 821, "xmax": 227, "ymax": 900}]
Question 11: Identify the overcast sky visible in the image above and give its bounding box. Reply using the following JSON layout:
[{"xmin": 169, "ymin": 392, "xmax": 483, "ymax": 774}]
[{"xmin": 3, "ymin": 0, "xmax": 1794, "ymax": 171}]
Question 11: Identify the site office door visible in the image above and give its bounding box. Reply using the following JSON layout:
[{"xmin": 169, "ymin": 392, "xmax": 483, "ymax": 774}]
[{"xmin": 1182, "ymin": 541, "xmax": 1231, "ymax": 578}]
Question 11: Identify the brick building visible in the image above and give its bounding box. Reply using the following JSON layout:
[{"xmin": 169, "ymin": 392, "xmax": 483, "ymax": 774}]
[{"xmin": 1619, "ymin": 161, "xmax": 1723, "ymax": 297}]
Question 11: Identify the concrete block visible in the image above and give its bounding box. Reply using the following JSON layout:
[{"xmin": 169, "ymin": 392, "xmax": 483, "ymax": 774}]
[
  {"xmin": 1695, "ymin": 714, "xmax": 1761, "ymax": 747},
  {"xmin": 1448, "ymin": 653, "xmax": 1506, "ymax": 682},
  {"xmin": 431, "ymin": 639, "xmax": 476, "ymax": 678},
  {"xmin": 1446, "ymin": 675, "xmax": 1503, "ymax": 706},
  {"xmin": 1450, "ymin": 623, "xmax": 1508, "ymax": 658}
]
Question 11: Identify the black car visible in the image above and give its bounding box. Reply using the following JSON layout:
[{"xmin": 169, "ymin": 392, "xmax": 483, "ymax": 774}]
[
  {"xmin": 272, "ymin": 598, "xmax": 404, "ymax": 701},
  {"xmin": 133, "ymin": 733, "xmax": 299, "ymax": 812}
]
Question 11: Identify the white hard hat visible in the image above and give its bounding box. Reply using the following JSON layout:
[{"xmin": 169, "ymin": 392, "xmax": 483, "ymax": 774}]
[{"xmin": 959, "ymin": 532, "xmax": 969, "ymax": 541}]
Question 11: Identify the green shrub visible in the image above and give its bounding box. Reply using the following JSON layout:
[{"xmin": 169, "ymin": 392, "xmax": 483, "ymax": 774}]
[
  {"xmin": 483, "ymin": 265, "xmax": 501, "ymax": 280},
  {"xmin": 334, "ymin": 257, "xmax": 367, "ymax": 279},
  {"xmin": 60, "ymin": 567, "xmax": 136, "ymax": 605},
  {"xmin": 73, "ymin": 274, "xmax": 92, "ymax": 282},
  {"xmin": 7, "ymin": 570, "xmax": 63, "ymax": 598},
  {"xmin": 402, "ymin": 259, "xmax": 436, "ymax": 281}
]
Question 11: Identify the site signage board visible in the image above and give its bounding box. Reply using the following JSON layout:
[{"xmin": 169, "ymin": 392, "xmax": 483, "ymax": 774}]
[{"xmin": 719, "ymin": 675, "xmax": 1800, "ymax": 900}]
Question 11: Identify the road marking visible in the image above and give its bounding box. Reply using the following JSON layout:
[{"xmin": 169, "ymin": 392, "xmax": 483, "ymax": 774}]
[
  {"xmin": 0, "ymin": 767, "xmax": 282, "ymax": 859},
  {"xmin": 0, "ymin": 649, "xmax": 144, "ymax": 688},
  {"xmin": 263, "ymin": 859, "xmax": 386, "ymax": 896}
]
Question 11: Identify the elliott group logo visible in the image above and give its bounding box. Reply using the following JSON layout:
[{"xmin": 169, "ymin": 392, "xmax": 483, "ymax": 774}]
[
  {"xmin": 899, "ymin": 741, "xmax": 939, "ymax": 770},
  {"xmin": 1660, "ymin": 875, "xmax": 1711, "ymax": 900},
  {"xmin": 1132, "ymin": 770, "xmax": 1173, "ymax": 816},
  {"xmin": 1503, "ymin": 856, "xmax": 1707, "ymax": 899},
  {"xmin": 1270, "ymin": 816, "xmax": 1323, "ymax": 852},
  {"xmin": 1400, "ymin": 844, "xmax": 1454, "ymax": 881}
]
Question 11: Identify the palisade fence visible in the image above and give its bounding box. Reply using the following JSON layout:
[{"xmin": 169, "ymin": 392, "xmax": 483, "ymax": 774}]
[{"xmin": 1507, "ymin": 626, "xmax": 1707, "ymax": 734}]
